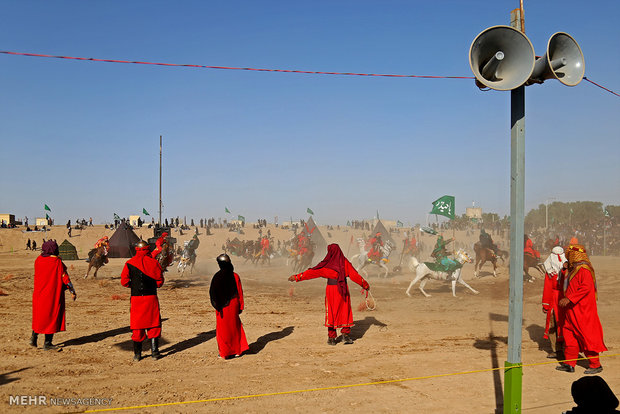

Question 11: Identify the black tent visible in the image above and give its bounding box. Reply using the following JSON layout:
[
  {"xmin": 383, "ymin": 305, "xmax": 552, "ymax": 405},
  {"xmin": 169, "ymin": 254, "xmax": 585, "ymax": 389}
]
[
  {"xmin": 108, "ymin": 222, "xmax": 140, "ymax": 258},
  {"xmin": 370, "ymin": 220, "xmax": 396, "ymax": 246},
  {"xmin": 58, "ymin": 239, "xmax": 79, "ymax": 260}
]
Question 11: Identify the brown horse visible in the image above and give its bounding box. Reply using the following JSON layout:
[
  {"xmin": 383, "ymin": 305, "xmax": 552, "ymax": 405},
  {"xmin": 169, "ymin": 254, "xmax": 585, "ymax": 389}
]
[
  {"xmin": 155, "ymin": 242, "xmax": 174, "ymax": 271},
  {"xmin": 84, "ymin": 246, "xmax": 108, "ymax": 279},
  {"xmin": 523, "ymin": 253, "xmax": 545, "ymax": 282},
  {"xmin": 473, "ymin": 243, "xmax": 510, "ymax": 278}
]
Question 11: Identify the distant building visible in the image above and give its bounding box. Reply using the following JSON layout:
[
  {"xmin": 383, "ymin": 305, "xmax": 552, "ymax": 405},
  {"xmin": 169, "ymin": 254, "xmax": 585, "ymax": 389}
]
[
  {"xmin": 129, "ymin": 215, "xmax": 141, "ymax": 227},
  {"xmin": 35, "ymin": 217, "xmax": 51, "ymax": 226},
  {"xmin": 0, "ymin": 214, "xmax": 15, "ymax": 226},
  {"xmin": 466, "ymin": 207, "xmax": 483, "ymax": 219}
]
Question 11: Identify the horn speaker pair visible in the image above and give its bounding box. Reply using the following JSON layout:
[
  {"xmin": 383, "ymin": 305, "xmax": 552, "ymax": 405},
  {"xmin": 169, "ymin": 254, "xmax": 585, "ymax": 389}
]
[{"xmin": 469, "ymin": 26, "xmax": 584, "ymax": 90}]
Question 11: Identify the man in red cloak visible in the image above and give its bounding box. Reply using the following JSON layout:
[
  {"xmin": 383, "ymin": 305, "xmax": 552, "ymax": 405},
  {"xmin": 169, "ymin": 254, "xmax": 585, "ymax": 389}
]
[
  {"xmin": 541, "ymin": 246, "xmax": 566, "ymax": 358},
  {"xmin": 31, "ymin": 240, "xmax": 77, "ymax": 350},
  {"xmin": 367, "ymin": 233, "xmax": 383, "ymax": 262},
  {"xmin": 151, "ymin": 231, "xmax": 168, "ymax": 259},
  {"xmin": 556, "ymin": 244, "xmax": 607, "ymax": 374},
  {"xmin": 289, "ymin": 244, "xmax": 370, "ymax": 345},
  {"xmin": 209, "ymin": 254, "xmax": 249, "ymax": 359},
  {"xmin": 524, "ymin": 234, "xmax": 541, "ymax": 259},
  {"xmin": 121, "ymin": 240, "xmax": 165, "ymax": 361}
]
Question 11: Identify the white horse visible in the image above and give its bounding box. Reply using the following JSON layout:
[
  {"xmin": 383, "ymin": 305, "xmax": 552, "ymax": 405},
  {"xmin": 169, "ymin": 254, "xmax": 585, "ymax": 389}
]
[
  {"xmin": 405, "ymin": 249, "xmax": 479, "ymax": 297},
  {"xmin": 350, "ymin": 238, "xmax": 394, "ymax": 278}
]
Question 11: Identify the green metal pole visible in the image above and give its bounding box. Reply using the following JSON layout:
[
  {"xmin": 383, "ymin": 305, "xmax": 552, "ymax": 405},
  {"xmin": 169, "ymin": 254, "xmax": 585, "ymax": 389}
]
[{"xmin": 505, "ymin": 84, "xmax": 525, "ymax": 414}]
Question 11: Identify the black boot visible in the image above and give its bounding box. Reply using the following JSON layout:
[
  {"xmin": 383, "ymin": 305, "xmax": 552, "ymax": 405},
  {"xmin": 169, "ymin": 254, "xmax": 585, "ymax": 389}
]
[
  {"xmin": 29, "ymin": 331, "xmax": 38, "ymax": 347},
  {"xmin": 133, "ymin": 341, "xmax": 142, "ymax": 361},
  {"xmin": 150, "ymin": 337, "xmax": 161, "ymax": 360},
  {"xmin": 43, "ymin": 334, "xmax": 60, "ymax": 351}
]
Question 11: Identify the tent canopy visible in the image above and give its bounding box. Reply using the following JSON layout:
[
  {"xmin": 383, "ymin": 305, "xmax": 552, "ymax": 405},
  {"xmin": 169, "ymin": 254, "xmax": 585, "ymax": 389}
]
[
  {"xmin": 108, "ymin": 222, "xmax": 140, "ymax": 258},
  {"xmin": 58, "ymin": 239, "xmax": 79, "ymax": 261},
  {"xmin": 370, "ymin": 220, "xmax": 396, "ymax": 246}
]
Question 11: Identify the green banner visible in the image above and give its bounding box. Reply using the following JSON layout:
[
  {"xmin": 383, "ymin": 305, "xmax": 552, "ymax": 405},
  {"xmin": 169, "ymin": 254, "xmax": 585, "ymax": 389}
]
[
  {"xmin": 142, "ymin": 208, "xmax": 150, "ymax": 216},
  {"xmin": 430, "ymin": 195, "xmax": 455, "ymax": 220},
  {"xmin": 238, "ymin": 215, "xmax": 245, "ymax": 221},
  {"xmin": 44, "ymin": 204, "xmax": 51, "ymax": 212},
  {"xmin": 307, "ymin": 208, "xmax": 314, "ymax": 215},
  {"xmin": 225, "ymin": 207, "xmax": 231, "ymax": 213}
]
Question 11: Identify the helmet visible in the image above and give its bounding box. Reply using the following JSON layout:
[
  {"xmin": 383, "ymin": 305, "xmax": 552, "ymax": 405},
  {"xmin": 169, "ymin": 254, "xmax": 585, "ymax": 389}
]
[
  {"xmin": 135, "ymin": 240, "xmax": 150, "ymax": 251},
  {"xmin": 216, "ymin": 253, "xmax": 231, "ymax": 264}
]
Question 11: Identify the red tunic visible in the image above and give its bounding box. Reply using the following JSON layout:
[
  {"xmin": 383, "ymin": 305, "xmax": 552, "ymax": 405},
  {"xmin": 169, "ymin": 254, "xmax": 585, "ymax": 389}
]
[
  {"xmin": 524, "ymin": 238, "xmax": 540, "ymax": 259},
  {"xmin": 542, "ymin": 272, "xmax": 561, "ymax": 338},
  {"xmin": 295, "ymin": 260, "xmax": 368, "ymax": 328},
  {"xmin": 121, "ymin": 250, "xmax": 164, "ymax": 330},
  {"xmin": 215, "ymin": 272, "xmax": 249, "ymax": 358},
  {"xmin": 562, "ymin": 267, "xmax": 607, "ymax": 353},
  {"xmin": 32, "ymin": 256, "xmax": 72, "ymax": 334}
]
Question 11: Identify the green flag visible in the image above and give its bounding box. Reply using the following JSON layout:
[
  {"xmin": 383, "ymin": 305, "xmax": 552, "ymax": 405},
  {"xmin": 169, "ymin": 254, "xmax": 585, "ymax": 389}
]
[
  {"xmin": 45, "ymin": 213, "xmax": 50, "ymax": 220},
  {"xmin": 307, "ymin": 208, "xmax": 314, "ymax": 215},
  {"xmin": 397, "ymin": 220, "xmax": 403, "ymax": 228},
  {"xmin": 604, "ymin": 209, "xmax": 610, "ymax": 218},
  {"xmin": 114, "ymin": 213, "xmax": 120, "ymax": 220},
  {"xmin": 238, "ymin": 215, "xmax": 245, "ymax": 221},
  {"xmin": 142, "ymin": 208, "xmax": 150, "ymax": 216},
  {"xmin": 430, "ymin": 195, "xmax": 455, "ymax": 220},
  {"xmin": 225, "ymin": 207, "xmax": 231, "ymax": 213},
  {"xmin": 44, "ymin": 204, "xmax": 51, "ymax": 212},
  {"xmin": 376, "ymin": 210, "xmax": 380, "ymax": 220}
]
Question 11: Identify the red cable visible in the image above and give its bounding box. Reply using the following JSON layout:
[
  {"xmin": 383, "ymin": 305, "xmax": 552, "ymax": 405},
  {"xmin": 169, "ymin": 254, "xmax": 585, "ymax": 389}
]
[
  {"xmin": 1, "ymin": 50, "xmax": 617, "ymax": 97},
  {"xmin": 583, "ymin": 77, "xmax": 620, "ymax": 97},
  {"xmin": 0, "ymin": 50, "xmax": 473, "ymax": 80}
]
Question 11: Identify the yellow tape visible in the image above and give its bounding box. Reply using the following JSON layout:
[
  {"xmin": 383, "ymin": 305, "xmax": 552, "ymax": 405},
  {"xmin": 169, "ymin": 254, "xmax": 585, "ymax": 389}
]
[{"xmin": 84, "ymin": 353, "xmax": 619, "ymax": 413}]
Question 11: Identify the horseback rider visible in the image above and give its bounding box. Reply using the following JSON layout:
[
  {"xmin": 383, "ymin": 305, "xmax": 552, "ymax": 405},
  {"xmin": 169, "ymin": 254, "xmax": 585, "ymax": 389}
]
[
  {"xmin": 403, "ymin": 232, "xmax": 417, "ymax": 257},
  {"xmin": 186, "ymin": 234, "xmax": 200, "ymax": 262},
  {"xmin": 367, "ymin": 232, "xmax": 384, "ymax": 262},
  {"xmin": 479, "ymin": 228, "xmax": 499, "ymax": 256},
  {"xmin": 431, "ymin": 235, "xmax": 459, "ymax": 273},
  {"xmin": 524, "ymin": 234, "xmax": 541, "ymax": 261},
  {"xmin": 151, "ymin": 232, "xmax": 169, "ymax": 259},
  {"xmin": 90, "ymin": 236, "xmax": 110, "ymax": 263}
]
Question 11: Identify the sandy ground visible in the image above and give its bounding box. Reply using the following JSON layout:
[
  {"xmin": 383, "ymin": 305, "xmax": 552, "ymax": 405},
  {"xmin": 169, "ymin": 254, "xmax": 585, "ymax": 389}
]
[{"xmin": 0, "ymin": 225, "xmax": 618, "ymax": 413}]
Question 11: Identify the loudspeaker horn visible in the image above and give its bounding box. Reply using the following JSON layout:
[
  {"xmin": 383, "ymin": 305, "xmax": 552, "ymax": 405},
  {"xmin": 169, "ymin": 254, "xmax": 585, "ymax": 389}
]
[
  {"xmin": 528, "ymin": 32, "xmax": 585, "ymax": 86},
  {"xmin": 469, "ymin": 25, "xmax": 535, "ymax": 91}
]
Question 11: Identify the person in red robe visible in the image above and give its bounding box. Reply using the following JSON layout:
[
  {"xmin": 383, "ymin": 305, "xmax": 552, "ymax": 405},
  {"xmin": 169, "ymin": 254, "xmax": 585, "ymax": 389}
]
[
  {"xmin": 556, "ymin": 244, "xmax": 607, "ymax": 374},
  {"xmin": 367, "ymin": 233, "xmax": 383, "ymax": 262},
  {"xmin": 541, "ymin": 246, "xmax": 566, "ymax": 358},
  {"xmin": 121, "ymin": 240, "xmax": 165, "ymax": 361},
  {"xmin": 288, "ymin": 244, "xmax": 370, "ymax": 345},
  {"xmin": 524, "ymin": 234, "xmax": 541, "ymax": 259},
  {"xmin": 31, "ymin": 240, "xmax": 77, "ymax": 350},
  {"xmin": 209, "ymin": 254, "xmax": 249, "ymax": 359},
  {"xmin": 150, "ymin": 231, "xmax": 169, "ymax": 259}
]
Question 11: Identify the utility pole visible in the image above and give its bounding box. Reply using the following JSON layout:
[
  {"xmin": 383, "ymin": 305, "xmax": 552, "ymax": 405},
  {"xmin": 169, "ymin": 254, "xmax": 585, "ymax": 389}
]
[{"xmin": 159, "ymin": 135, "xmax": 162, "ymax": 227}]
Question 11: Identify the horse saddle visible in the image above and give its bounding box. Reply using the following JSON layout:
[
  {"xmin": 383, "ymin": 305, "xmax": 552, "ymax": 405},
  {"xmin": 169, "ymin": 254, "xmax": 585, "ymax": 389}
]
[{"xmin": 424, "ymin": 261, "xmax": 461, "ymax": 273}]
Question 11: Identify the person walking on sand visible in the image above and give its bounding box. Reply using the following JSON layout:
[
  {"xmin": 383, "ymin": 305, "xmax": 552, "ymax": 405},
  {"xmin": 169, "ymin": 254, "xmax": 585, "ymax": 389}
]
[
  {"xmin": 121, "ymin": 240, "xmax": 165, "ymax": 361},
  {"xmin": 288, "ymin": 244, "xmax": 370, "ymax": 345},
  {"xmin": 30, "ymin": 240, "xmax": 77, "ymax": 350},
  {"xmin": 556, "ymin": 244, "xmax": 607, "ymax": 374},
  {"xmin": 209, "ymin": 254, "xmax": 249, "ymax": 359}
]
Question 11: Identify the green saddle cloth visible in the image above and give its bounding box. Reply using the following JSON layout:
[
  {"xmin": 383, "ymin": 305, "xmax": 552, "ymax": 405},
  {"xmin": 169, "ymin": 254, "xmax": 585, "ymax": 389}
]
[{"xmin": 424, "ymin": 261, "xmax": 462, "ymax": 273}]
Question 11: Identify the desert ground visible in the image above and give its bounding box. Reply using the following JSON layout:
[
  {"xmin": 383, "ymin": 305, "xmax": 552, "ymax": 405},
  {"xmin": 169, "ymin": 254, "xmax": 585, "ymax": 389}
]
[{"xmin": 0, "ymin": 224, "xmax": 618, "ymax": 413}]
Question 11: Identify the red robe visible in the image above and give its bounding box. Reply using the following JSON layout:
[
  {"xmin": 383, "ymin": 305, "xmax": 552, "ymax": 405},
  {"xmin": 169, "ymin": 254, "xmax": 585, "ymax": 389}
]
[
  {"xmin": 524, "ymin": 238, "xmax": 540, "ymax": 259},
  {"xmin": 215, "ymin": 273, "xmax": 249, "ymax": 358},
  {"xmin": 295, "ymin": 260, "xmax": 368, "ymax": 328},
  {"xmin": 32, "ymin": 256, "xmax": 72, "ymax": 334},
  {"xmin": 562, "ymin": 267, "xmax": 607, "ymax": 352},
  {"xmin": 121, "ymin": 250, "xmax": 164, "ymax": 330}
]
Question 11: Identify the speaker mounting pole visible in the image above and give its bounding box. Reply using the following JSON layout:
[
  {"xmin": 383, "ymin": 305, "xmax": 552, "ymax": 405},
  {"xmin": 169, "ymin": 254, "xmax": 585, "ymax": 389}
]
[{"xmin": 504, "ymin": 8, "xmax": 525, "ymax": 414}]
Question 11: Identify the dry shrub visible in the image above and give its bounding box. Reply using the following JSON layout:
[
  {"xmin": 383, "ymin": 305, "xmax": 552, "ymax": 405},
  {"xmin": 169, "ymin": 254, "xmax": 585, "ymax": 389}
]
[
  {"xmin": 357, "ymin": 301, "xmax": 367, "ymax": 312},
  {"xmin": 70, "ymin": 264, "xmax": 75, "ymax": 271},
  {"xmin": 110, "ymin": 294, "xmax": 128, "ymax": 301},
  {"xmin": 0, "ymin": 289, "xmax": 7, "ymax": 296},
  {"xmin": 3, "ymin": 274, "xmax": 14, "ymax": 281}
]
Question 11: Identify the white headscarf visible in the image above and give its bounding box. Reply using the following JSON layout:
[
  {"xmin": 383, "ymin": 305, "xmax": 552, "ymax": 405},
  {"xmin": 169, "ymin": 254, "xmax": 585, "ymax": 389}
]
[{"xmin": 543, "ymin": 246, "xmax": 566, "ymax": 277}]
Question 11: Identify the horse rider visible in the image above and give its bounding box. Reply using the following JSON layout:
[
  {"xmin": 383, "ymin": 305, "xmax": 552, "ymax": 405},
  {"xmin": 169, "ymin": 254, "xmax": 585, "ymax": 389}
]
[
  {"xmin": 431, "ymin": 235, "xmax": 459, "ymax": 273},
  {"xmin": 186, "ymin": 234, "xmax": 200, "ymax": 261},
  {"xmin": 367, "ymin": 232, "xmax": 384, "ymax": 262},
  {"xmin": 403, "ymin": 232, "xmax": 417, "ymax": 257},
  {"xmin": 260, "ymin": 235, "xmax": 270, "ymax": 257},
  {"xmin": 524, "ymin": 234, "xmax": 541, "ymax": 261},
  {"xmin": 91, "ymin": 236, "xmax": 110, "ymax": 264},
  {"xmin": 479, "ymin": 228, "xmax": 499, "ymax": 257},
  {"xmin": 151, "ymin": 232, "xmax": 169, "ymax": 259}
]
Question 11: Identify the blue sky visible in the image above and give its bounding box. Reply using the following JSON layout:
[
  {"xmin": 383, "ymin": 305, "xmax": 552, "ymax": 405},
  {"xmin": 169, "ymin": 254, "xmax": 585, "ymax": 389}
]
[{"xmin": 1, "ymin": 1, "xmax": 618, "ymax": 225}]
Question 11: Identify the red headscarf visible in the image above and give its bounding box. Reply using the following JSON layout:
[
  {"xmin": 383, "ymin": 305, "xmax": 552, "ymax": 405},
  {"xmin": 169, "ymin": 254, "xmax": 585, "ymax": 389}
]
[{"xmin": 311, "ymin": 244, "xmax": 348, "ymax": 297}]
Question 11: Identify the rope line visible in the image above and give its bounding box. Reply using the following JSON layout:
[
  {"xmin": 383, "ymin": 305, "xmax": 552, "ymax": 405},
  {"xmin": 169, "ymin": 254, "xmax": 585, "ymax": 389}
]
[
  {"xmin": 82, "ymin": 353, "xmax": 620, "ymax": 413},
  {"xmin": 583, "ymin": 77, "xmax": 620, "ymax": 97},
  {"xmin": 0, "ymin": 50, "xmax": 468, "ymax": 79}
]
